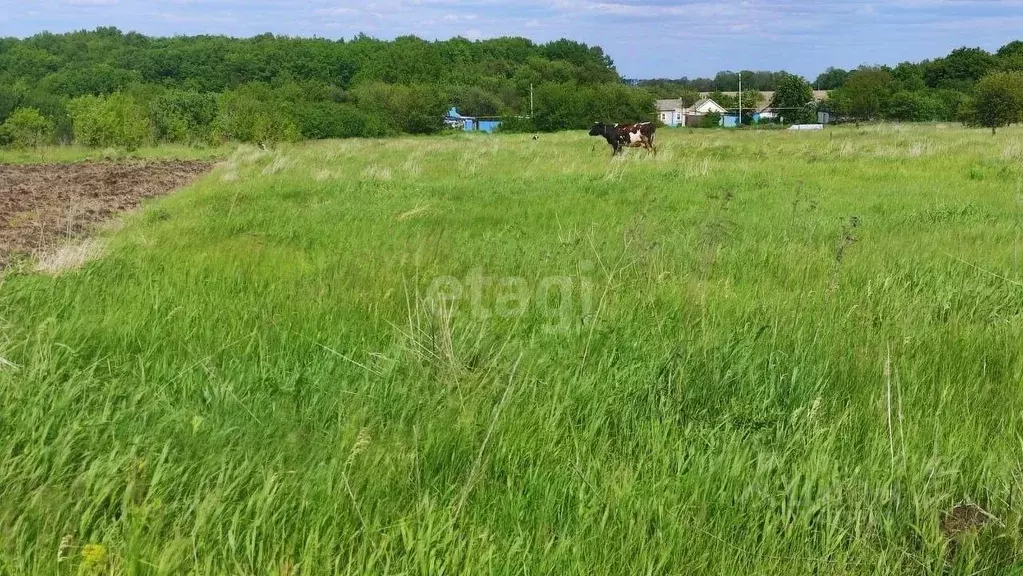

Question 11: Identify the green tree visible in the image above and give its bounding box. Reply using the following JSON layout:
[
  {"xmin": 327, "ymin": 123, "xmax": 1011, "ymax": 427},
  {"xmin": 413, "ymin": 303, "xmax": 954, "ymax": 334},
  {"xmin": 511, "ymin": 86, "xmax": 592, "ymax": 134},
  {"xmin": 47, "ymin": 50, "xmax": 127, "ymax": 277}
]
[
  {"xmin": 771, "ymin": 73, "xmax": 814, "ymax": 123},
  {"xmin": 713, "ymin": 71, "xmax": 739, "ymax": 91},
  {"xmin": 892, "ymin": 62, "xmax": 926, "ymax": 91},
  {"xmin": 446, "ymin": 85, "xmax": 503, "ymax": 117},
  {"xmin": 0, "ymin": 107, "xmax": 54, "ymax": 148},
  {"xmin": 925, "ymin": 47, "xmax": 997, "ymax": 91},
  {"xmin": 738, "ymin": 89, "xmax": 761, "ymax": 112},
  {"xmin": 589, "ymin": 84, "xmax": 654, "ymax": 125},
  {"xmin": 0, "ymin": 84, "xmax": 25, "ymax": 125},
  {"xmin": 885, "ymin": 91, "xmax": 940, "ymax": 122},
  {"xmin": 932, "ymin": 89, "xmax": 969, "ymax": 121},
  {"xmin": 531, "ymin": 82, "xmax": 588, "ymax": 131},
  {"xmin": 813, "ymin": 67, "xmax": 849, "ymax": 90},
  {"xmin": 69, "ymin": 92, "xmax": 150, "ymax": 149},
  {"xmin": 40, "ymin": 64, "xmax": 143, "ymax": 98},
  {"xmin": 836, "ymin": 67, "xmax": 896, "ymax": 123},
  {"xmin": 972, "ymin": 71, "xmax": 1023, "ymax": 134},
  {"xmin": 709, "ymin": 91, "xmax": 736, "ymax": 109},
  {"xmin": 998, "ymin": 41, "xmax": 1023, "ymax": 72}
]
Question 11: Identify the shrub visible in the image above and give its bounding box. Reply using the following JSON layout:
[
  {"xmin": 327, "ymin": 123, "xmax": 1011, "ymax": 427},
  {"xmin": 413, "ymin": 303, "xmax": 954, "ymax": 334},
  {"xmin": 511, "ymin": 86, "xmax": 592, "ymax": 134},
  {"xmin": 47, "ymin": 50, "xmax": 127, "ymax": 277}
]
[
  {"xmin": 352, "ymin": 82, "xmax": 446, "ymax": 135},
  {"xmin": 885, "ymin": 91, "xmax": 942, "ymax": 122},
  {"xmin": 700, "ymin": 112, "xmax": 722, "ymax": 128},
  {"xmin": 150, "ymin": 90, "xmax": 218, "ymax": 143},
  {"xmin": 290, "ymin": 102, "xmax": 381, "ymax": 139},
  {"xmin": 495, "ymin": 116, "xmax": 536, "ymax": 133},
  {"xmin": 0, "ymin": 107, "xmax": 54, "ymax": 148},
  {"xmin": 531, "ymin": 83, "xmax": 588, "ymax": 131},
  {"xmin": 69, "ymin": 92, "xmax": 150, "ymax": 149},
  {"xmin": 215, "ymin": 83, "xmax": 301, "ymax": 144},
  {"xmin": 530, "ymin": 83, "xmax": 653, "ymax": 132},
  {"xmin": 932, "ymin": 89, "xmax": 969, "ymax": 121}
]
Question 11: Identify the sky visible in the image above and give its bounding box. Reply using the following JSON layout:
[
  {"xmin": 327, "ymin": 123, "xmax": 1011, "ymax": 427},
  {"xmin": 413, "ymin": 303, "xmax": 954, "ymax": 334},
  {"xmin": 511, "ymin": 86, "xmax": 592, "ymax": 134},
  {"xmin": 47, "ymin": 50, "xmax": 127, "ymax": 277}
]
[{"xmin": 2, "ymin": 0, "xmax": 1022, "ymax": 79}]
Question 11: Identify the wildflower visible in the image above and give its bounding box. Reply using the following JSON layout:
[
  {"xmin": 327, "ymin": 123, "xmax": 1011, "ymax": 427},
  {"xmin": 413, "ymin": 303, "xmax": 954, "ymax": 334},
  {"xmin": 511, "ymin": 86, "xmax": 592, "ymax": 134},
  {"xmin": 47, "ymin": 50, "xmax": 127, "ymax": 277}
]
[{"xmin": 81, "ymin": 543, "xmax": 108, "ymax": 571}]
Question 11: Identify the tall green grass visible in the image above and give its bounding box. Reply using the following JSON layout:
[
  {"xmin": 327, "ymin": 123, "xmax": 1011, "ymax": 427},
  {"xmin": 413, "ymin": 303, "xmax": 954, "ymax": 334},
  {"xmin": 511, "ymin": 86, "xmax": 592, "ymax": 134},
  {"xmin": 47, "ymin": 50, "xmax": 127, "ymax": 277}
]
[{"xmin": 2, "ymin": 125, "xmax": 1023, "ymax": 574}]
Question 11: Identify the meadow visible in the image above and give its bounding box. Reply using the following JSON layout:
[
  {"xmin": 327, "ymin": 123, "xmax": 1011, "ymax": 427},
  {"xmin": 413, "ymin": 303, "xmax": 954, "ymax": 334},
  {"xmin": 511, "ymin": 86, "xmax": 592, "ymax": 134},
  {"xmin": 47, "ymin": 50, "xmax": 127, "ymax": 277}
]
[{"xmin": 1, "ymin": 124, "xmax": 1023, "ymax": 575}]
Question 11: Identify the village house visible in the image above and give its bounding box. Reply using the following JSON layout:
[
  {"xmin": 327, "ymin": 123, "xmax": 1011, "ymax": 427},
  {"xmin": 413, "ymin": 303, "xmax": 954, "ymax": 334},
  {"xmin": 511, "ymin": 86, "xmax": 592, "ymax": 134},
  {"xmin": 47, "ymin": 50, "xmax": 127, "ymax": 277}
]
[{"xmin": 655, "ymin": 97, "xmax": 728, "ymax": 127}]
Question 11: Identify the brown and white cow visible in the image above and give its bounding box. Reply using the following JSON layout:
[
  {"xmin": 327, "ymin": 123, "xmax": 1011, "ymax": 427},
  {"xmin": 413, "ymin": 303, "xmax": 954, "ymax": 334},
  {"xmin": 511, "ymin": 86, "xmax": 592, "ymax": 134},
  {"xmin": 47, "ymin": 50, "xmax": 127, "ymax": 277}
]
[{"xmin": 589, "ymin": 122, "xmax": 656, "ymax": 157}]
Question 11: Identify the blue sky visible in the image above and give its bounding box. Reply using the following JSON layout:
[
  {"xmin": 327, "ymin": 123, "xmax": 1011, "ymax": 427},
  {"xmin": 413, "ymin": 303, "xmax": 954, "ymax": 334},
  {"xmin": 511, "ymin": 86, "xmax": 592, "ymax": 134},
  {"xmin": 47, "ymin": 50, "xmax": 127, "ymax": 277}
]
[{"xmin": 2, "ymin": 0, "xmax": 1021, "ymax": 79}]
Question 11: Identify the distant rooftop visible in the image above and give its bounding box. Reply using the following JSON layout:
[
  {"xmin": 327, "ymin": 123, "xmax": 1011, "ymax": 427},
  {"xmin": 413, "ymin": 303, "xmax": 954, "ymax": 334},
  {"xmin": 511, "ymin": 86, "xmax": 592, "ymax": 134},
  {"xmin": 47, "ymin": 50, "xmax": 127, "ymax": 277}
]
[{"xmin": 698, "ymin": 90, "xmax": 830, "ymax": 112}]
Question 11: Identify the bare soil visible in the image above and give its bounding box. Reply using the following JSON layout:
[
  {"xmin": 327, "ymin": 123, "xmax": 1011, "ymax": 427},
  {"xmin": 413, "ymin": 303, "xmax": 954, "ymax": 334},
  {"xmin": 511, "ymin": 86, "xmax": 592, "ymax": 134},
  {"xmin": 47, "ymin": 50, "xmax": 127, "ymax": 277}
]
[{"xmin": 0, "ymin": 160, "xmax": 213, "ymax": 268}]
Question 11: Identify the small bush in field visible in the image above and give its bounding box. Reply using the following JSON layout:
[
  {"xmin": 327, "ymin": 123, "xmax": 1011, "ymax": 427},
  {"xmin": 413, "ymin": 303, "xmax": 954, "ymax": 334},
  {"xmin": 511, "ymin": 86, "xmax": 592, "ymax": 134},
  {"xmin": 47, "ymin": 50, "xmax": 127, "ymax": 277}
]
[
  {"xmin": 149, "ymin": 90, "xmax": 218, "ymax": 144},
  {"xmin": 0, "ymin": 107, "xmax": 54, "ymax": 148},
  {"xmin": 69, "ymin": 92, "xmax": 150, "ymax": 150},
  {"xmin": 215, "ymin": 83, "xmax": 301, "ymax": 144},
  {"xmin": 701, "ymin": 112, "xmax": 723, "ymax": 128}
]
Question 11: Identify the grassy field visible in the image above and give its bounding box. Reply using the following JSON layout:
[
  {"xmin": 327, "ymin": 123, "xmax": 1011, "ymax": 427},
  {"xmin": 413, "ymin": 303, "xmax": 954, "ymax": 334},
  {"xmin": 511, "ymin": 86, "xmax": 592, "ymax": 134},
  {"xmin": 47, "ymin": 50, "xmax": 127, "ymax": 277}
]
[{"xmin": 1, "ymin": 125, "xmax": 1023, "ymax": 575}]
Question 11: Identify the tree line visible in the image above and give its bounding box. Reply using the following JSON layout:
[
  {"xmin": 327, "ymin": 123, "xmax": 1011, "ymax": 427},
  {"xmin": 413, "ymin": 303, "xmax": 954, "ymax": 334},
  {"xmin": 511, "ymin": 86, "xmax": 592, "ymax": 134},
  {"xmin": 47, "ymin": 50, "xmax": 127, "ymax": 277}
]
[
  {"xmin": 0, "ymin": 28, "xmax": 653, "ymax": 148},
  {"xmin": 1, "ymin": 29, "xmax": 1022, "ymax": 149},
  {"xmin": 638, "ymin": 42, "xmax": 1023, "ymax": 131}
]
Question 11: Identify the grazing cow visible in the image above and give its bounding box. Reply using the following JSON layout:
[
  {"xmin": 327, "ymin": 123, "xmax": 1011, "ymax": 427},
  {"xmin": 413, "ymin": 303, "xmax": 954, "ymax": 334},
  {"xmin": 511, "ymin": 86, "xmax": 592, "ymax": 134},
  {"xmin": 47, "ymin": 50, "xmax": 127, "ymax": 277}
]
[{"xmin": 588, "ymin": 122, "xmax": 657, "ymax": 157}]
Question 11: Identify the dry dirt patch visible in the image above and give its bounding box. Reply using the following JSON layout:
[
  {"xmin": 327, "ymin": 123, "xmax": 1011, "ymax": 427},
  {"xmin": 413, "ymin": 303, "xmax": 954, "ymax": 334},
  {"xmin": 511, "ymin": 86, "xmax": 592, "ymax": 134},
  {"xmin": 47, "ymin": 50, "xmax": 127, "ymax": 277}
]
[{"xmin": 0, "ymin": 160, "xmax": 213, "ymax": 269}]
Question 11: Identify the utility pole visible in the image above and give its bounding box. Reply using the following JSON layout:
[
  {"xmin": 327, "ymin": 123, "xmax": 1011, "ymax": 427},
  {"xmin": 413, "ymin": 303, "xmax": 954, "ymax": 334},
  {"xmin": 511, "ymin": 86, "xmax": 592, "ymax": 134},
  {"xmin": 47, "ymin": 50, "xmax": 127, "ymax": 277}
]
[
  {"xmin": 530, "ymin": 83, "xmax": 534, "ymax": 118},
  {"xmin": 737, "ymin": 72, "xmax": 742, "ymax": 128}
]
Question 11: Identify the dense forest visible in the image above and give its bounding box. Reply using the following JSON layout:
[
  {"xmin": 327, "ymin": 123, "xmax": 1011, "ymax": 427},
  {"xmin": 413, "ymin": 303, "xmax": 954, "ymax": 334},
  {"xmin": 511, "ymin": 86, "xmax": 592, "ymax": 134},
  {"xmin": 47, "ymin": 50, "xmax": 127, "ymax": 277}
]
[
  {"xmin": 1, "ymin": 29, "xmax": 1022, "ymax": 148},
  {"xmin": 0, "ymin": 28, "xmax": 652, "ymax": 147}
]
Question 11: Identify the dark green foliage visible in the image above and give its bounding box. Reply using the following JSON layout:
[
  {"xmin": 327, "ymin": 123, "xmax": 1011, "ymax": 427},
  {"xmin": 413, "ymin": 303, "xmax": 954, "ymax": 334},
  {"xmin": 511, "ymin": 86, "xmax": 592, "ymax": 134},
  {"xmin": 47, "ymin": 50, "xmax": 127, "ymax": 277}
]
[
  {"xmin": 290, "ymin": 102, "xmax": 387, "ymax": 139},
  {"xmin": 445, "ymin": 85, "xmax": 503, "ymax": 117},
  {"xmin": 932, "ymin": 89, "xmax": 969, "ymax": 121},
  {"xmin": 635, "ymin": 81, "xmax": 700, "ymax": 105},
  {"xmin": 530, "ymin": 83, "xmax": 653, "ymax": 132},
  {"xmin": 700, "ymin": 112, "xmax": 722, "ymax": 128},
  {"xmin": 215, "ymin": 83, "xmax": 301, "ymax": 143},
  {"xmin": 833, "ymin": 67, "xmax": 897, "ymax": 122},
  {"xmin": 813, "ymin": 67, "xmax": 849, "ymax": 90},
  {"xmin": 0, "ymin": 108, "xmax": 54, "ymax": 148},
  {"xmin": 351, "ymin": 82, "xmax": 447, "ymax": 135},
  {"xmin": 972, "ymin": 71, "xmax": 1023, "ymax": 134},
  {"xmin": 771, "ymin": 73, "xmax": 814, "ymax": 123},
  {"xmin": 998, "ymin": 41, "xmax": 1023, "ymax": 72},
  {"xmin": 69, "ymin": 92, "xmax": 150, "ymax": 149},
  {"xmin": 589, "ymin": 84, "xmax": 654, "ymax": 125},
  {"xmin": 636, "ymin": 70, "xmax": 802, "ymax": 95},
  {"xmin": 0, "ymin": 84, "xmax": 21, "ymax": 125},
  {"xmin": 150, "ymin": 90, "xmax": 217, "ymax": 143},
  {"xmin": 494, "ymin": 115, "xmax": 535, "ymax": 133},
  {"xmin": 40, "ymin": 64, "xmax": 142, "ymax": 98},
  {"xmin": 925, "ymin": 47, "xmax": 997, "ymax": 91},
  {"xmin": 0, "ymin": 29, "xmax": 629, "ymax": 144},
  {"xmin": 892, "ymin": 62, "xmax": 927, "ymax": 91},
  {"xmin": 531, "ymin": 83, "xmax": 587, "ymax": 131},
  {"xmin": 885, "ymin": 91, "xmax": 941, "ymax": 122},
  {"xmin": 3, "ymin": 28, "xmax": 1023, "ymax": 144}
]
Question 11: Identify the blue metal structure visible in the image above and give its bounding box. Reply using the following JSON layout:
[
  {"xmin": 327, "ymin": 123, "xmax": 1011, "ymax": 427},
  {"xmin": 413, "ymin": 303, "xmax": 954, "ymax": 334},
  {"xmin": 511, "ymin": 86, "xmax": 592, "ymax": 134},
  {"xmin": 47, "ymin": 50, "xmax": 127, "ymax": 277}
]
[{"xmin": 444, "ymin": 107, "xmax": 502, "ymax": 133}]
